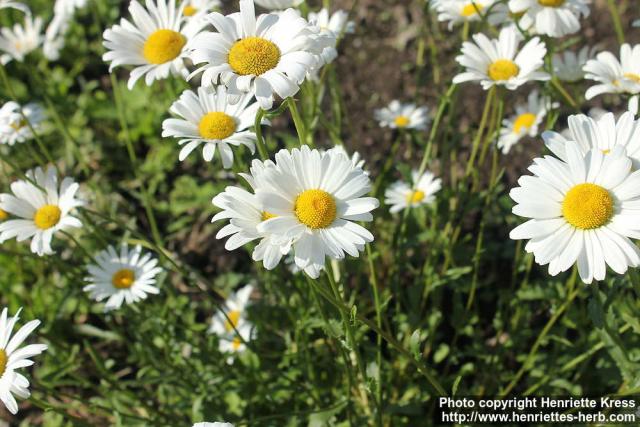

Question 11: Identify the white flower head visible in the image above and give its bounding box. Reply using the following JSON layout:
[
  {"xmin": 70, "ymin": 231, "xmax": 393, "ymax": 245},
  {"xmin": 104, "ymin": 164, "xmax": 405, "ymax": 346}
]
[
  {"xmin": 209, "ymin": 284, "xmax": 254, "ymax": 354},
  {"xmin": 0, "ymin": 307, "xmax": 47, "ymax": 415},
  {"xmin": 102, "ymin": 0, "xmax": 205, "ymax": 89},
  {"xmin": 254, "ymin": 0, "xmax": 303, "ymax": 10},
  {"xmin": 43, "ymin": 0, "xmax": 87, "ymax": 61},
  {"xmin": 375, "ymin": 101, "xmax": 430, "ymax": 130},
  {"xmin": 385, "ymin": 170, "xmax": 441, "ymax": 213},
  {"xmin": 0, "ymin": 166, "xmax": 83, "ymax": 256},
  {"xmin": 498, "ymin": 90, "xmax": 556, "ymax": 154},
  {"xmin": 212, "ymin": 158, "xmax": 293, "ymax": 269},
  {"xmin": 583, "ymin": 44, "xmax": 640, "ymax": 100},
  {"xmin": 0, "ymin": 15, "xmax": 43, "ymax": 64},
  {"xmin": 0, "ymin": 101, "xmax": 45, "ymax": 146},
  {"xmin": 307, "ymin": 8, "xmax": 353, "ymax": 73},
  {"xmin": 510, "ymin": 141, "xmax": 640, "ymax": 284},
  {"xmin": 487, "ymin": 3, "xmax": 535, "ymax": 31},
  {"xmin": 162, "ymin": 85, "xmax": 265, "ymax": 167},
  {"xmin": 84, "ymin": 244, "xmax": 163, "ymax": 312},
  {"xmin": 435, "ymin": 0, "xmax": 495, "ymax": 30},
  {"xmin": 544, "ymin": 112, "xmax": 640, "ymax": 170},
  {"xmin": 189, "ymin": 0, "xmax": 325, "ymax": 109},
  {"xmin": 508, "ymin": 0, "xmax": 590, "ymax": 38},
  {"xmin": 552, "ymin": 45, "xmax": 596, "ymax": 83},
  {"xmin": 182, "ymin": 0, "xmax": 221, "ymax": 18},
  {"xmin": 256, "ymin": 146, "xmax": 379, "ymax": 278},
  {"xmin": 453, "ymin": 27, "xmax": 549, "ymax": 90}
]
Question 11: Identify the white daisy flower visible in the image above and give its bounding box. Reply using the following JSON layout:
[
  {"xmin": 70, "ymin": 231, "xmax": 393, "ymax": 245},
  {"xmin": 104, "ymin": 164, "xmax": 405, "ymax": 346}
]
[
  {"xmin": 0, "ymin": 1, "xmax": 29, "ymax": 14},
  {"xmin": 256, "ymin": 146, "xmax": 379, "ymax": 278},
  {"xmin": 209, "ymin": 284, "xmax": 254, "ymax": 354},
  {"xmin": 0, "ymin": 101, "xmax": 45, "ymax": 146},
  {"xmin": 552, "ymin": 45, "xmax": 595, "ymax": 83},
  {"xmin": 193, "ymin": 422, "xmax": 234, "ymax": 427},
  {"xmin": 162, "ymin": 85, "xmax": 264, "ymax": 167},
  {"xmin": 102, "ymin": 0, "xmax": 205, "ymax": 89},
  {"xmin": 327, "ymin": 145, "xmax": 366, "ymax": 172},
  {"xmin": 384, "ymin": 170, "xmax": 441, "ymax": 214},
  {"xmin": 453, "ymin": 27, "xmax": 549, "ymax": 90},
  {"xmin": 510, "ymin": 141, "xmax": 640, "ymax": 284},
  {"xmin": 0, "ymin": 307, "xmax": 47, "ymax": 415},
  {"xmin": 189, "ymin": 0, "xmax": 324, "ymax": 109},
  {"xmin": 0, "ymin": 166, "xmax": 82, "ymax": 256},
  {"xmin": 307, "ymin": 8, "xmax": 353, "ymax": 71},
  {"xmin": 435, "ymin": 0, "xmax": 495, "ymax": 30},
  {"xmin": 508, "ymin": 0, "xmax": 590, "ymax": 38},
  {"xmin": 181, "ymin": 0, "xmax": 221, "ymax": 18},
  {"xmin": 583, "ymin": 44, "xmax": 640, "ymax": 100},
  {"xmin": 374, "ymin": 100, "xmax": 430, "ymax": 130},
  {"xmin": 84, "ymin": 244, "xmax": 163, "ymax": 312},
  {"xmin": 486, "ymin": 3, "xmax": 535, "ymax": 32},
  {"xmin": 254, "ymin": 0, "xmax": 303, "ymax": 10},
  {"xmin": 43, "ymin": 0, "xmax": 87, "ymax": 61},
  {"xmin": 544, "ymin": 111, "xmax": 640, "ymax": 169},
  {"xmin": 0, "ymin": 15, "xmax": 43, "ymax": 65},
  {"xmin": 497, "ymin": 90, "xmax": 556, "ymax": 154}
]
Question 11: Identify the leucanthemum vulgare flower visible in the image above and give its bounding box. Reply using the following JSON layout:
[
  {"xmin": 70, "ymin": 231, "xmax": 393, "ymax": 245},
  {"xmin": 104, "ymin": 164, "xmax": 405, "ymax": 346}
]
[
  {"xmin": 487, "ymin": 3, "xmax": 534, "ymax": 32},
  {"xmin": 43, "ymin": 0, "xmax": 87, "ymax": 61},
  {"xmin": 583, "ymin": 44, "xmax": 640, "ymax": 100},
  {"xmin": 508, "ymin": 0, "xmax": 590, "ymax": 38},
  {"xmin": 497, "ymin": 90, "xmax": 556, "ymax": 154},
  {"xmin": 552, "ymin": 46, "xmax": 595, "ymax": 83},
  {"xmin": 435, "ymin": 0, "xmax": 495, "ymax": 30},
  {"xmin": 453, "ymin": 27, "xmax": 549, "ymax": 90},
  {"xmin": 256, "ymin": 146, "xmax": 379, "ymax": 278},
  {"xmin": 84, "ymin": 244, "xmax": 163, "ymax": 311},
  {"xmin": 189, "ymin": 0, "xmax": 326, "ymax": 109},
  {"xmin": 193, "ymin": 422, "xmax": 234, "ymax": 427},
  {"xmin": 212, "ymin": 158, "xmax": 292, "ymax": 269},
  {"xmin": 162, "ymin": 85, "xmax": 265, "ymax": 167},
  {"xmin": 509, "ymin": 141, "xmax": 640, "ymax": 284},
  {"xmin": 0, "ymin": 307, "xmax": 47, "ymax": 415},
  {"xmin": 374, "ymin": 101, "xmax": 430, "ymax": 130},
  {"xmin": 385, "ymin": 170, "xmax": 442, "ymax": 214},
  {"xmin": 209, "ymin": 284, "xmax": 254, "ymax": 355},
  {"xmin": 0, "ymin": 101, "xmax": 45, "ymax": 146},
  {"xmin": 181, "ymin": 0, "xmax": 220, "ymax": 18},
  {"xmin": 0, "ymin": 15, "xmax": 43, "ymax": 64},
  {"xmin": 0, "ymin": 1, "xmax": 29, "ymax": 13},
  {"xmin": 307, "ymin": 8, "xmax": 354, "ymax": 73},
  {"xmin": 102, "ymin": 0, "xmax": 205, "ymax": 89},
  {"xmin": 0, "ymin": 166, "xmax": 82, "ymax": 256},
  {"xmin": 254, "ymin": 0, "xmax": 302, "ymax": 9},
  {"xmin": 544, "ymin": 112, "xmax": 640, "ymax": 169}
]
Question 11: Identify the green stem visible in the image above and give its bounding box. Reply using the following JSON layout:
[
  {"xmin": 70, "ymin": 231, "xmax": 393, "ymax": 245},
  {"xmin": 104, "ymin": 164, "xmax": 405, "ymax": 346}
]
[
  {"xmin": 287, "ymin": 97, "xmax": 311, "ymax": 147},
  {"xmin": 465, "ymin": 86, "xmax": 495, "ymax": 177},
  {"xmin": 366, "ymin": 244, "xmax": 384, "ymax": 427},
  {"xmin": 606, "ymin": 0, "xmax": 625, "ymax": 45},
  {"xmin": 254, "ymin": 108, "xmax": 269, "ymax": 160}
]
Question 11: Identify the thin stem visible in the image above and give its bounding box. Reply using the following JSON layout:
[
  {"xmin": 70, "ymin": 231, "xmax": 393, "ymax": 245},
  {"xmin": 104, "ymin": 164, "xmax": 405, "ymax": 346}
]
[
  {"xmin": 254, "ymin": 107, "xmax": 269, "ymax": 160},
  {"xmin": 366, "ymin": 243, "xmax": 384, "ymax": 427},
  {"xmin": 606, "ymin": 0, "xmax": 625, "ymax": 45},
  {"xmin": 465, "ymin": 86, "xmax": 495, "ymax": 176},
  {"xmin": 287, "ymin": 97, "xmax": 311, "ymax": 147}
]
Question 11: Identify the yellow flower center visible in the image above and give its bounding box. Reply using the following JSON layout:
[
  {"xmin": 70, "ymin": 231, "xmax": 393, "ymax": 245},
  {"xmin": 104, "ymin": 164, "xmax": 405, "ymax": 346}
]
[
  {"xmin": 228, "ymin": 37, "xmax": 281, "ymax": 76},
  {"xmin": 225, "ymin": 310, "xmax": 241, "ymax": 332},
  {"xmin": 33, "ymin": 205, "xmax": 61, "ymax": 230},
  {"xmin": 143, "ymin": 29, "xmax": 186, "ymax": 64},
  {"xmin": 461, "ymin": 2, "xmax": 483, "ymax": 17},
  {"xmin": 602, "ymin": 149, "xmax": 611, "ymax": 154},
  {"xmin": 0, "ymin": 208, "xmax": 8, "ymax": 221},
  {"xmin": 623, "ymin": 73, "xmax": 640, "ymax": 84},
  {"xmin": 538, "ymin": 0, "xmax": 565, "ymax": 6},
  {"xmin": 10, "ymin": 119, "xmax": 26, "ymax": 131},
  {"xmin": 406, "ymin": 190, "xmax": 425, "ymax": 204},
  {"xmin": 198, "ymin": 112, "xmax": 237, "ymax": 140},
  {"xmin": 394, "ymin": 116, "xmax": 410, "ymax": 128},
  {"xmin": 562, "ymin": 183, "xmax": 614, "ymax": 230},
  {"xmin": 294, "ymin": 189, "xmax": 337, "ymax": 229},
  {"xmin": 513, "ymin": 112, "xmax": 536, "ymax": 134},
  {"xmin": 261, "ymin": 211, "xmax": 277, "ymax": 221},
  {"xmin": 112, "ymin": 269, "xmax": 135, "ymax": 289},
  {"xmin": 232, "ymin": 336, "xmax": 242, "ymax": 350},
  {"xmin": 183, "ymin": 5, "xmax": 197, "ymax": 16},
  {"xmin": 488, "ymin": 59, "xmax": 519, "ymax": 81},
  {"xmin": 0, "ymin": 349, "xmax": 6, "ymax": 376}
]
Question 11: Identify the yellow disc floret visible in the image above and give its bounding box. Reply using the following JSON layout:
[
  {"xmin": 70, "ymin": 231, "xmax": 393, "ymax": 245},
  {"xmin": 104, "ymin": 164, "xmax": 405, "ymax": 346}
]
[
  {"xmin": 295, "ymin": 189, "xmax": 337, "ymax": 229},
  {"xmin": 225, "ymin": 310, "xmax": 241, "ymax": 332},
  {"xmin": 183, "ymin": 5, "xmax": 197, "ymax": 16},
  {"xmin": 538, "ymin": 0, "xmax": 565, "ymax": 6},
  {"xmin": 407, "ymin": 190, "xmax": 425, "ymax": 204},
  {"xmin": 562, "ymin": 183, "xmax": 614, "ymax": 230},
  {"xmin": 394, "ymin": 116, "xmax": 410, "ymax": 128},
  {"xmin": 513, "ymin": 113, "xmax": 536, "ymax": 134},
  {"xmin": 0, "ymin": 208, "xmax": 8, "ymax": 221},
  {"xmin": 488, "ymin": 59, "xmax": 520, "ymax": 81},
  {"xmin": 228, "ymin": 37, "xmax": 281, "ymax": 76},
  {"xmin": 33, "ymin": 205, "xmax": 61, "ymax": 230},
  {"xmin": 261, "ymin": 211, "xmax": 277, "ymax": 221},
  {"xmin": 462, "ymin": 2, "xmax": 483, "ymax": 17},
  {"xmin": 198, "ymin": 112, "xmax": 237, "ymax": 140},
  {"xmin": 112, "ymin": 269, "xmax": 135, "ymax": 289},
  {"xmin": 623, "ymin": 73, "xmax": 640, "ymax": 84},
  {"xmin": 143, "ymin": 29, "xmax": 186, "ymax": 64},
  {"xmin": 0, "ymin": 349, "xmax": 6, "ymax": 376}
]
